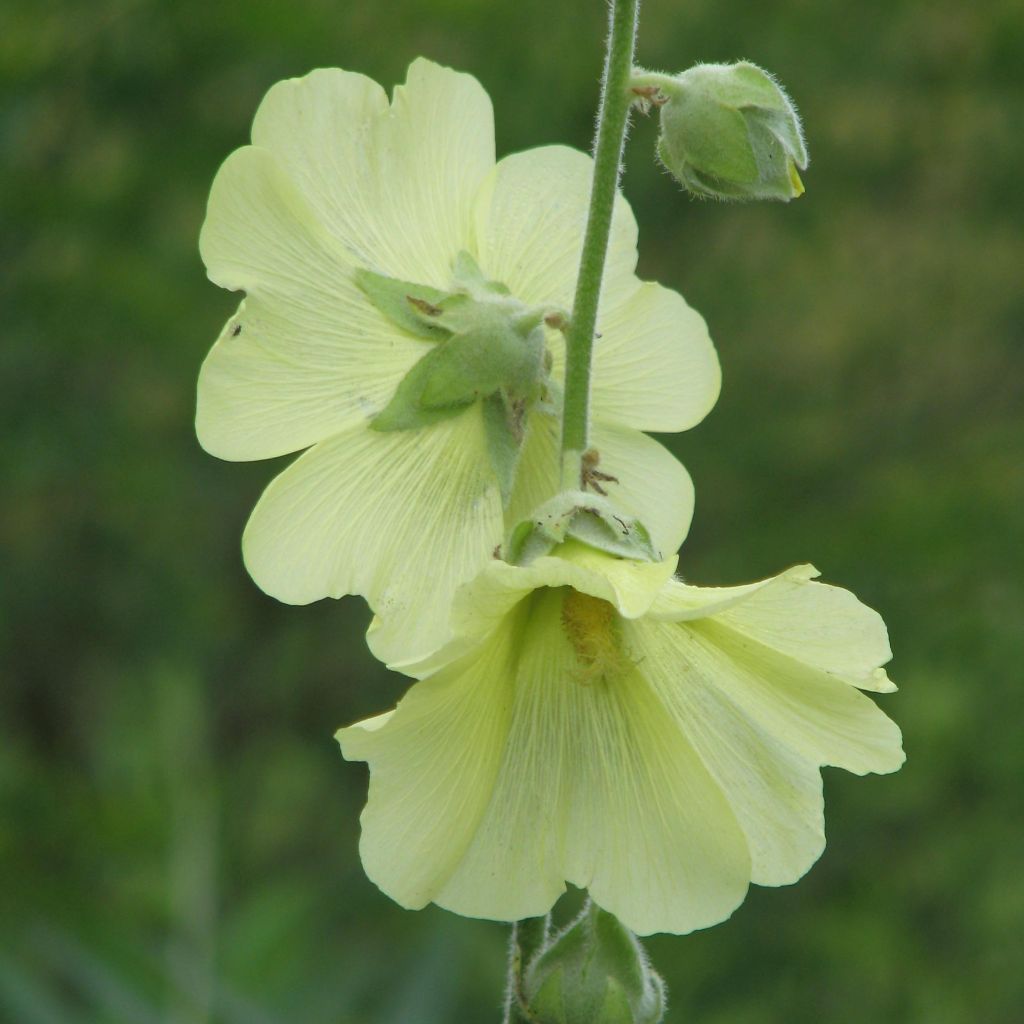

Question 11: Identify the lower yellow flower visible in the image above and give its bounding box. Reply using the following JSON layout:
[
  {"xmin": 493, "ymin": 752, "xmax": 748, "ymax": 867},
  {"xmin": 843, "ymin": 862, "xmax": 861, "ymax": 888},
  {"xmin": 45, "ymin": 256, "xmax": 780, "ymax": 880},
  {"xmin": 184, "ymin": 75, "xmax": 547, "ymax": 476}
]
[{"xmin": 338, "ymin": 543, "xmax": 904, "ymax": 937}]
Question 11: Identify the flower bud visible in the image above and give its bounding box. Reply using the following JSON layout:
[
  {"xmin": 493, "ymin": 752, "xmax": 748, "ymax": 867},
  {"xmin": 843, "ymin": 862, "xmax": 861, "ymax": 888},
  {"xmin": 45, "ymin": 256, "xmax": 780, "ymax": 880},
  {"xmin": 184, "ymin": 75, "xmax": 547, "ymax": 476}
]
[
  {"xmin": 649, "ymin": 61, "xmax": 807, "ymax": 202},
  {"xmin": 520, "ymin": 902, "xmax": 665, "ymax": 1024}
]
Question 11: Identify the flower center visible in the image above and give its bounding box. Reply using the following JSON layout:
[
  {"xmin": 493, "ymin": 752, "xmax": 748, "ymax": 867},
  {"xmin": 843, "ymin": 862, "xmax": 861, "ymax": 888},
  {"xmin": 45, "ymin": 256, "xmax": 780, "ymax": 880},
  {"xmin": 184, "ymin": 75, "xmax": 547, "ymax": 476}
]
[{"xmin": 560, "ymin": 589, "xmax": 630, "ymax": 685}]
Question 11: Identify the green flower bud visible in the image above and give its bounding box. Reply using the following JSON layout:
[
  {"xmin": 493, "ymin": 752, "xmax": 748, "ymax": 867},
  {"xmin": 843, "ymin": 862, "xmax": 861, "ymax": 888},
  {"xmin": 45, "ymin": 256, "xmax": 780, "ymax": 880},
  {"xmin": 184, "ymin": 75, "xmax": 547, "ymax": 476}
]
[
  {"xmin": 644, "ymin": 61, "xmax": 808, "ymax": 202},
  {"xmin": 518, "ymin": 902, "xmax": 665, "ymax": 1024}
]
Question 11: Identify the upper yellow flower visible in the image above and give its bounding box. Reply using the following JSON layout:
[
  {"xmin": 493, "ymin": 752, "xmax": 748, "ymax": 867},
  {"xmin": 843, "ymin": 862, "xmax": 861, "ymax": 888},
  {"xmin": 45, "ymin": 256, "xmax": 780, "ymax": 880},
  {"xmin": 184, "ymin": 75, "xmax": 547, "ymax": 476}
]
[
  {"xmin": 196, "ymin": 59, "xmax": 720, "ymax": 663},
  {"xmin": 338, "ymin": 542, "xmax": 904, "ymax": 936}
]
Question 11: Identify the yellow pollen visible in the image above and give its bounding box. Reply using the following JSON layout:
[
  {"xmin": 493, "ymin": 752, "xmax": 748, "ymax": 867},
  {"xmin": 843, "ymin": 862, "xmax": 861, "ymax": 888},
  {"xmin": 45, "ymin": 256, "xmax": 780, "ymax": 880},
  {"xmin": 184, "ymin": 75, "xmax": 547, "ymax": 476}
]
[{"xmin": 560, "ymin": 589, "xmax": 629, "ymax": 685}]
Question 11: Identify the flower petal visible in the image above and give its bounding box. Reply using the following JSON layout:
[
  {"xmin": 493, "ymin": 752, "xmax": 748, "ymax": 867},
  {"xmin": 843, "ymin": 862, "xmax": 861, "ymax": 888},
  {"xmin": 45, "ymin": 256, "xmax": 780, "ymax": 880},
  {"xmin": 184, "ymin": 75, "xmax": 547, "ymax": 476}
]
[
  {"xmin": 588, "ymin": 420, "xmax": 696, "ymax": 558},
  {"xmin": 648, "ymin": 565, "xmax": 816, "ymax": 621},
  {"xmin": 337, "ymin": 615, "xmax": 517, "ymax": 910},
  {"xmin": 403, "ymin": 541, "xmax": 677, "ymax": 677},
  {"xmin": 627, "ymin": 567, "xmax": 903, "ymax": 878},
  {"xmin": 652, "ymin": 568, "xmax": 897, "ymax": 691},
  {"xmin": 625, "ymin": 566, "xmax": 904, "ymax": 883},
  {"xmin": 711, "ymin": 574, "xmax": 896, "ymax": 691},
  {"xmin": 241, "ymin": 407, "xmax": 502, "ymax": 662},
  {"xmin": 471, "ymin": 145, "xmax": 639, "ymax": 311},
  {"xmin": 649, "ymin": 599, "xmax": 905, "ymax": 777},
  {"xmin": 345, "ymin": 589, "xmax": 751, "ymax": 936},
  {"xmin": 628, "ymin": 618, "xmax": 827, "ymax": 886},
  {"xmin": 251, "ymin": 60, "xmax": 495, "ymax": 286},
  {"xmin": 588, "ymin": 281, "xmax": 721, "ymax": 432},
  {"xmin": 197, "ymin": 146, "xmax": 426, "ymax": 460},
  {"xmin": 506, "ymin": 413, "xmax": 695, "ymax": 559},
  {"xmin": 443, "ymin": 589, "xmax": 752, "ymax": 935}
]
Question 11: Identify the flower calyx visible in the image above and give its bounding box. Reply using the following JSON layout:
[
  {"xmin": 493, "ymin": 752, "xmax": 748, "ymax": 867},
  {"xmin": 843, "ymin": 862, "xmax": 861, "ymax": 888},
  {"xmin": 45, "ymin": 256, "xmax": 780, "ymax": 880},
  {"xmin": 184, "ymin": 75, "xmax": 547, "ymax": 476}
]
[
  {"xmin": 515, "ymin": 901, "xmax": 666, "ymax": 1024},
  {"xmin": 505, "ymin": 487, "xmax": 659, "ymax": 567},
  {"xmin": 358, "ymin": 252, "xmax": 567, "ymax": 503},
  {"xmin": 631, "ymin": 62, "xmax": 808, "ymax": 202}
]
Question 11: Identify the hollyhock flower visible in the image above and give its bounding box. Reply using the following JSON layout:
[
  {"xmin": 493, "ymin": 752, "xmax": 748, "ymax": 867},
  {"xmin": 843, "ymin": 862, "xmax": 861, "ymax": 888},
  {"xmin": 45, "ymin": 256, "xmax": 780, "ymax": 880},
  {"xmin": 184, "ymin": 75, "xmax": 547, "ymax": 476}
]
[
  {"xmin": 196, "ymin": 59, "xmax": 719, "ymax": 662},
  {"xmin": 338, "ymin": 542, "xmax": 904, "ymax": 936}
]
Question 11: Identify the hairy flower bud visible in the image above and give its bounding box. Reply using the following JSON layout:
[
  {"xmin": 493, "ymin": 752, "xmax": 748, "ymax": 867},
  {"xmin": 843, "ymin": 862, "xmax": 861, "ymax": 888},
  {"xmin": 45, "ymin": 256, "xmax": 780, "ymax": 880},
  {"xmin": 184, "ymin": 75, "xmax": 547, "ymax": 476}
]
[
  {"xmin": 642, "ymin": 61, "xmax": 808, "ymax": 202},
  {"xmin": 520, "ymin": 902, "xmax": 666, "ymax": 1024}
]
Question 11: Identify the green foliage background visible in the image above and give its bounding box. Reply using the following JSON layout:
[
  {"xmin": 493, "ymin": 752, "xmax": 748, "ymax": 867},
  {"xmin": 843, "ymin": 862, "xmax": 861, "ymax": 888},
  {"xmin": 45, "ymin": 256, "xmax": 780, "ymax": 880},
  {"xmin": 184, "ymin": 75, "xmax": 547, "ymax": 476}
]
[{"xmin": 2, "ymin": 0, "xmax": 1022, "ymax": 1020}]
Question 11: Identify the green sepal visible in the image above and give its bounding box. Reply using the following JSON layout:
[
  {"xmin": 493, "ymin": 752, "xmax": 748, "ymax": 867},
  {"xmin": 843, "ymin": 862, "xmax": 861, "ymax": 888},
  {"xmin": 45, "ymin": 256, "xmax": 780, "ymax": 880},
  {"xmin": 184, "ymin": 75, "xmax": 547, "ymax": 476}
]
[
  {"xmin": 661, "ymin": 94, "xmax": 757, "ymax": 184},
  {"xmin": 506, "ymin": 917, "xmax": 552, "ymax": 1024},
  {"xmin": 505, "ymin": 491, "xmax": 659, "ymax": 566},
  {"xmin": 453, "ymin": 249, "xmax": 512, "ymax": 297},
  {"xmin": 599, "ymin": 980, "xmax": 640, "ymax": 1024},
  {"xmin": 571, "ymin": 504, "xmax": 657, "ymax": 561},
  {"xmin": 369, "ymin": 344, "xmax": 474, "ymax": 432},
  {"xmin": 483, "ymin": 392, "xmax": 528, "ymax": 505},
  {"xmin": 519, "ymin": 902, "xmax": 666, "ymax": 1024},
  {"xmin": 703, "ymin": 60, "xmax": 792, "ymax": 112},
  {"xmin": 371, "ymin": 310, "xmax": 544, "ymax": 433},
  {"xmin": 363, "ymin": 256, "xmax": 551, "ymax": 518},
  {"xmin": 418, "ymin": 318, "xmax": 543, "ymax": 408},
  {"xmin": 531, "ymin": 967, "xmax": 568, "ymax": 1022},
  {"xmin": 354, "ymin": 268, "xmax": 450, "ymax": 340}
]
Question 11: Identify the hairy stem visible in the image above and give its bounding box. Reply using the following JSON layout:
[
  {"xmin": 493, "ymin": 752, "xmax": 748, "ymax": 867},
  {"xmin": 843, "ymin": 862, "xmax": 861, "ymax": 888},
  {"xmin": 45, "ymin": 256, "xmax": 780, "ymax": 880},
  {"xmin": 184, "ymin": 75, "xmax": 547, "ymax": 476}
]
[{"xmin": 559, "ymin": 0, "xmax": 642, "ymax": 487}]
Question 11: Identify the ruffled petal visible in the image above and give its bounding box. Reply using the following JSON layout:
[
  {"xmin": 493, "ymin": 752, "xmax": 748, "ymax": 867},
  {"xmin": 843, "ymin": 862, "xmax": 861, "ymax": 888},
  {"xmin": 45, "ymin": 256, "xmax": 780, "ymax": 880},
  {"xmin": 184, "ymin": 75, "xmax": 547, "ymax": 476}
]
[
  {"xmin": 404, "ymin": 540, "xmax": 677, "ymax": 677},
  {"xmin": 642, "ymin": 568, "xmax": 905, "ymax": 777},
  {"xmin": 682, "ymin": 616, "xmax": 905, "ymax": 776},
  {"xmin": 197, "ymin": 146, "xmax": 426, "ymax": 460},
  {"xmin": 242, "ymin": 407, "xmax": 502, "ymax": 662},
  {"xmin": 471, "ymin": 145, "xmax": 639, "ymax": 312},
  {"xmin": 591, "ymin": 563, "xmax": 901, "ymax": 879},
  {"xmin": 651, "ymin": 567, "xmax": 897, "ymax": 692},
  {"xmin": 506, "ymin": 413, "xmax": 695, "ymax": 559},
  {"xmin": 337, "ymin": 615, "xmax": 518, "ymax": 910},
  {"xmin": 588, "ymin": 281, "xmax": 721, "ymax": 432},
  {"xmin": 628, "ymin": 618, "xmax": 827, "ymax": 886},
  {"xmin": 251, "ymin": 59, "xmax": 495, "ymax": 286},
  {"xmin": 345, "ymin": 589, "xmax": 751, "ymax": 936}
]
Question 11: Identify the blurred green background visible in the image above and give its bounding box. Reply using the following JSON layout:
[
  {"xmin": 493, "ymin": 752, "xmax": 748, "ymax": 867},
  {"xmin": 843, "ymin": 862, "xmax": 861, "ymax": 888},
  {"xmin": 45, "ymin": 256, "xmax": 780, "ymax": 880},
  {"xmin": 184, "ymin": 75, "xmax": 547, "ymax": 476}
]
[{"xmin": 3, "ymin": 0, "xmax": 1022, "ymax": 1020}]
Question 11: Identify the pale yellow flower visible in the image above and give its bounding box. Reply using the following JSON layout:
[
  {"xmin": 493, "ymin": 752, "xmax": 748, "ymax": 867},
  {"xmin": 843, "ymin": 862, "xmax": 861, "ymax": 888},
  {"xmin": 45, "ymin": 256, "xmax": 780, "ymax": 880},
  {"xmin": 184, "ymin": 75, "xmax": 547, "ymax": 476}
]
[
  {"xmin": 196, "ymin": 59, "xmax": 719, "ymax": 662},
  {"xmin": 339, "ymin": 542, "xmax": 904, "ymax": 936}
]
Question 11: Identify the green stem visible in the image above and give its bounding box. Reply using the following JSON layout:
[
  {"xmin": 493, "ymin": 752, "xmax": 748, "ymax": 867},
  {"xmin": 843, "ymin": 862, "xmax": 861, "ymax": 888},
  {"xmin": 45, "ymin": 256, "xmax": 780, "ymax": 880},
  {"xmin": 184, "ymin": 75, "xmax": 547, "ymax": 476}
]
[
  {"xmin": 510, "ymin": 4, "xmax": 642, "ymax": 999},
  {"xmin": 628, "ymin": 69, "xmax": 675, "ymax": 92},
  {"xmin": 559, "ymin": 0, "xmax": 642, "ymax": 487}
]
